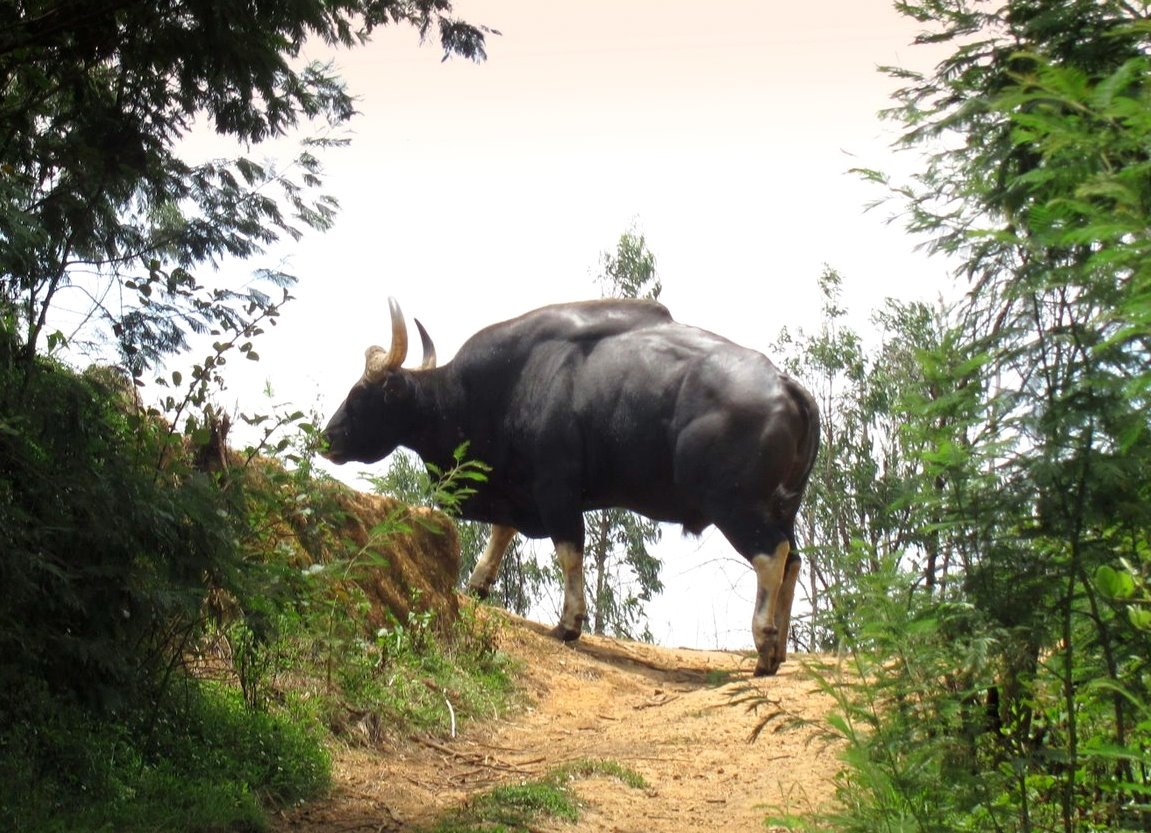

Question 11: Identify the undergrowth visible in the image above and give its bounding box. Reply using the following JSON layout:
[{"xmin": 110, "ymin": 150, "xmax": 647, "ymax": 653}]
[
  {"xmin": 0, "ymin": 354, "xmax": 518, "ymax": 832},
  {"xmin": 759, "ymin": 558, "xmax": 1151, "ymax": 833},
  {"xmin": 268, "ymin": 598, "xmax": 519, "ymax": 744},
  {"xmin": 0, "ymin": 679, "xmax": 329, "ymax": 833}
]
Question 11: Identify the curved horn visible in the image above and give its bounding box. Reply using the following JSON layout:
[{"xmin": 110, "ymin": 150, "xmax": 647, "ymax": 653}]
[
  {"xmin": 414, "ymin": 318, "xmax": 437, "ymax": 370},
  {"xmin": 363, "ymin": 297, "xmax": 409, "ymax": 383}
]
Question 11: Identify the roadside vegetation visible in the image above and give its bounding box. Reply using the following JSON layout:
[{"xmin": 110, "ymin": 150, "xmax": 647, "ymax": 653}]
[
  {"xmin": 0, "ymin": 349, "xmax": 517, "ymax": 833},
  {"xmin": 0, "ymin": 3, "xmax": 503, "ymax": 831},
  {"xmin": 763, "ymin": 3, "xmax": 1151, "ymax": 832}
]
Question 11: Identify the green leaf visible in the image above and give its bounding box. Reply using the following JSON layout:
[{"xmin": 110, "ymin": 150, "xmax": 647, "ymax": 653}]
[
  {"xmin": 1128, "ymin": 606, "xmax": 1151, "ymax": 632},
  {"xmin": 1095, "ymin": 565, "xmax": 1136, "ymax": 600},
  {"xmin": 357, "ymin": 550, "xmax": 390, "ymax": 569},
  {"xmin": 1089, "ymin": 57, "xmax": 1145, "ymax": 109},
  {"xmin": 825, "ymin": 712, "xmax": 855, "ymax": 741}
]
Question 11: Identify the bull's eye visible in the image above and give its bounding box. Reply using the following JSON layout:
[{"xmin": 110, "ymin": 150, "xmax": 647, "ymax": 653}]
[{"xmin": 380, "ymin": 375, "xmax": 405, "ymax": 404}]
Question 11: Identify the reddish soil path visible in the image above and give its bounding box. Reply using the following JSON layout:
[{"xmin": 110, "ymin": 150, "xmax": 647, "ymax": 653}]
[{"xmin": 273, "ymin": 613, "xmax": 842, "ymax": 832}]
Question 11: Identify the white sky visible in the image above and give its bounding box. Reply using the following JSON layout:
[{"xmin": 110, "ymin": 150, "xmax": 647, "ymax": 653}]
[{"xmin": 177, "ymin": 0, "xmax": 952, "ymax": 650}]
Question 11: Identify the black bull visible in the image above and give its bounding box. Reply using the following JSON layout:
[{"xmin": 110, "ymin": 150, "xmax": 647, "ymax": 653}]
[{"xmin": 321, "ymin": 298, "xmax": 819, "ymax": 676}]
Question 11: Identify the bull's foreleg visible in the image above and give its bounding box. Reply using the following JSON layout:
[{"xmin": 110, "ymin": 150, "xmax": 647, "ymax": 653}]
[
  {"xmin": 465, "ymin": 524, "xmax": 517, "ymax": 598},
  {"xmin": 751, "ymin": 540, "xmax": 792, "ymax": 676},
  {"xmin": 553, "ymin": 541, "xmax": 587, "ymax": 642}
]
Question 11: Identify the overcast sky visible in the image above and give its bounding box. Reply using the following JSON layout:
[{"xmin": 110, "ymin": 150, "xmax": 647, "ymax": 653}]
[{"xmin": 184, "ymin": 0, "xmax": 952, "ymax": 650}]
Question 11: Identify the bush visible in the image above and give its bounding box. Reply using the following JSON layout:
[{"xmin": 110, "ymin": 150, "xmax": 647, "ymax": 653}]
[
  {"xmin": 792, "ymin": 554, "xmax": 1151, "ymax": 833},
  {"xmin": 264, "ymin": 593, "xmax": 518, "ymax": 743},
  {"xmin": 0, "ymin": 679, "xmax": 328, "ymax": 833},
  {"xmin": 0, "ymin": 353, "xmax": 329, "ymax": 831},
  {"xmin": 0, "ymin": 357, "xmax": 243, "ymax": 713}
]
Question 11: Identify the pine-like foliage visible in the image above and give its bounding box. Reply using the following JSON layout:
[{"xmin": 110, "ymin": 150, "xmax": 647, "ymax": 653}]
[{"xmin": 808, "ymin": 3, "xmax": 1151, "ymax": 831}]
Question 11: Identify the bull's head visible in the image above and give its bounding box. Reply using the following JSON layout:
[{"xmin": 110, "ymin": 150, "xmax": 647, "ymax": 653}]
[{"xmin": 320, "ymin": 297, "xmax": 436, "ymax": 464}]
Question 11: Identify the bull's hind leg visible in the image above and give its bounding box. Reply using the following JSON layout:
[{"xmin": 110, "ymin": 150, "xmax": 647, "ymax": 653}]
[
  {"xmin": 751, "ymin": 540, "xmax": 793, "ymax": 676},
  {"xmin": 465, "ymin": 524, "xmax": 517, "ymax": 598},
  {"xmin": 747, "ymin": 538, "xmax": 803, "ymax": 677},
  {"xmin": 714, "ymin": 514, "xmax": 797, "ymax": 676},
  {"xmin": 774, "ymin": 551, "xmax": 802, "ymax": 667},
  {"xmin": 553, "ymin": 541, "xmax": 588, "ymax": 642}
]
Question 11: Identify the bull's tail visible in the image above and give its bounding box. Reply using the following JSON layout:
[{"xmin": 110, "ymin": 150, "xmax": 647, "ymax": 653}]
[{"xmin": 769, "ymin": 376, "xmax": 821, "ymax": 539}]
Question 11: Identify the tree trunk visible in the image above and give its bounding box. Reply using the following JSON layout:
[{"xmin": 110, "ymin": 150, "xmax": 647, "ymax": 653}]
[{"xmin": 591, "ymin": 512, "xmax": 611, "ymax": 635}]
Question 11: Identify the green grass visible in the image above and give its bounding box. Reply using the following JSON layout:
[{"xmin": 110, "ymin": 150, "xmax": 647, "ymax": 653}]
[
  {"xmin": 0, "ymin": 680, "xmax": 329, "ymax": 833},
  {"xmin": 551, "ymin": 758, "xmax": 649, "ymax": 790},
  {"xmin": 423, "ymin": 758, "xmax": 648, "ymax": 832},
  {"xmin": 285, "ymin": 600, "xmax": 521, "ymax": 741},
  {"xmin": 0, "ymin": 599, "xmax": 520, "ymax": 833},
  {"xmin": 0, "ymin": 359, "xmax": 520, "ymax": 833},
  {"xmin": 0, "ymin": 591, "xmax": 521, "ymax": 833}
]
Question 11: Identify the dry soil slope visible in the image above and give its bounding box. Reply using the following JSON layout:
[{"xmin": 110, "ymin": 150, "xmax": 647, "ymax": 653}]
[{"xmin": 276, "ymin": 612, "xmax": 842, "ymax": 833}]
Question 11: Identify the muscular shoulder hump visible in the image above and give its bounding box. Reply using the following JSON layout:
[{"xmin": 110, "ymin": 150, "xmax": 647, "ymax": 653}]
[
  {"xmin": 464, "ymin": 299, "xmax": 672, "ymax": 353},
  {"xmin": 541, "ymin": 299, "xmax": 672, "ymax": 340}
]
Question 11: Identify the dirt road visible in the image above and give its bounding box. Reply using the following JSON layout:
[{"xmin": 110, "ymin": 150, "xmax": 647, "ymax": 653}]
[{"xmin": 274, "ymin": 613, "xmax": 842, "ymax": 832}]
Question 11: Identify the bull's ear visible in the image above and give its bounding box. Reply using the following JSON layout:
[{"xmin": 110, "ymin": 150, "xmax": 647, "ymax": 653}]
[{"xmin": 363, "ymin": 345, "xmax": 392, "ymax": 384}]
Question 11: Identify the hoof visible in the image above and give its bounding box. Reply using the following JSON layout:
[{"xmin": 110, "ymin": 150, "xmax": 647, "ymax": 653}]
[
  {"xmin": 550, "ymin": 623, "xmax": 583, "ymax": 643},
  {"xmin": 754, "ymin": 654, "xmax": 783, "ymax": 677}
]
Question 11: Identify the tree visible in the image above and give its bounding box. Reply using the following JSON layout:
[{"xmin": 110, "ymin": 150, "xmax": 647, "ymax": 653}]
[
  {"xmin": 0, "ymin": 0, "xmax": 487, "ymax": 382},
  {"xmin": 584, "ymin": 227, "xmax": 664, "ymax": 640},
  {"xmin": 774, "ymin": 267, "xmax": 947, "ymax": 652},
  {"xmin": 821, "ymin": 3, "xmax": 1151, "ymax": 830},
  {"xmin": 0, "ymin": 5, "xmax": 491, "ymax": 826},
  {"xmin": 595, "ymin": 225, "xmax": 662, "ymax": 301}
]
